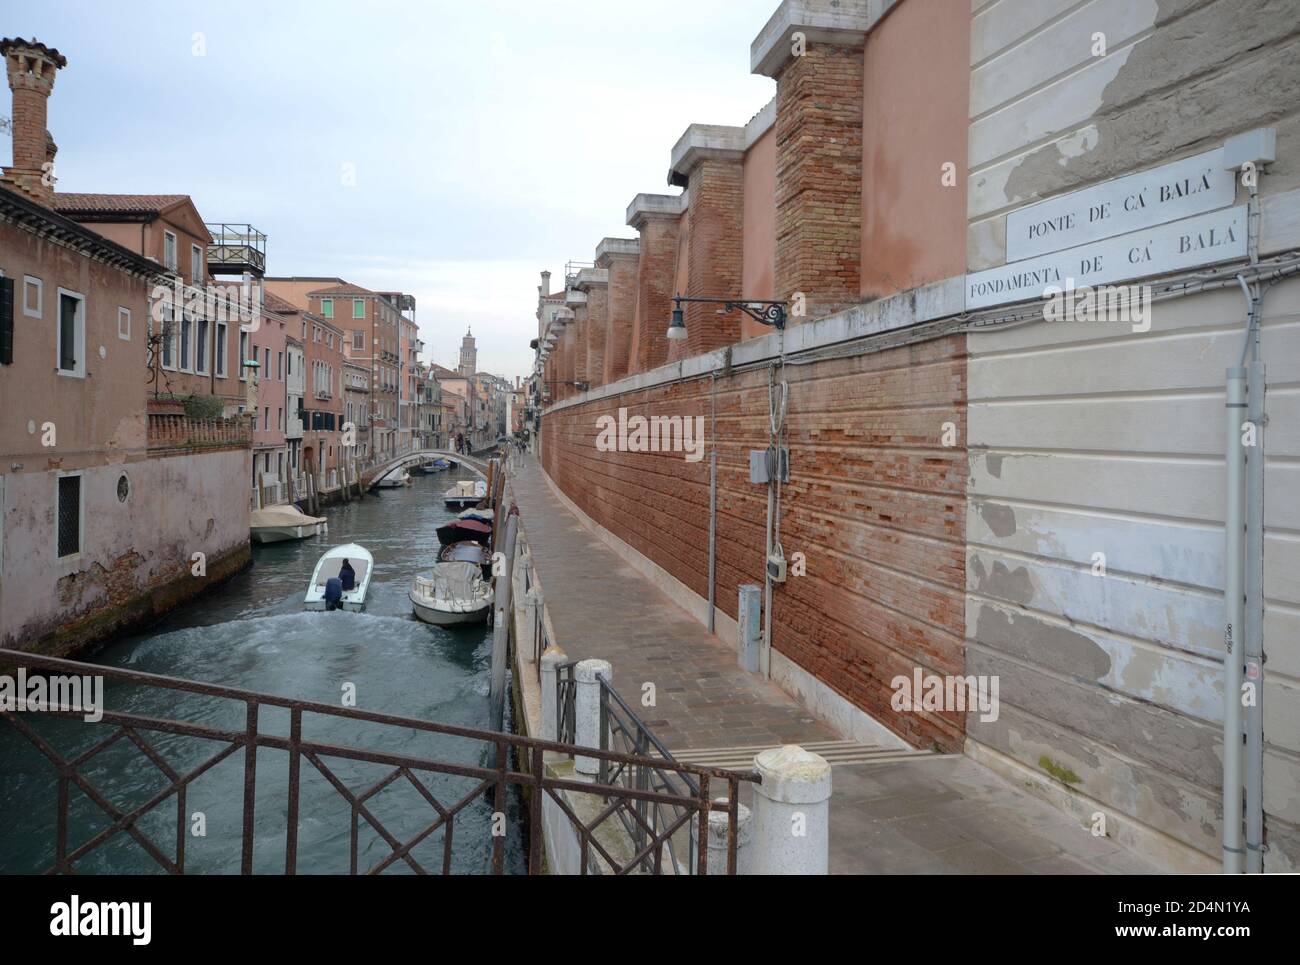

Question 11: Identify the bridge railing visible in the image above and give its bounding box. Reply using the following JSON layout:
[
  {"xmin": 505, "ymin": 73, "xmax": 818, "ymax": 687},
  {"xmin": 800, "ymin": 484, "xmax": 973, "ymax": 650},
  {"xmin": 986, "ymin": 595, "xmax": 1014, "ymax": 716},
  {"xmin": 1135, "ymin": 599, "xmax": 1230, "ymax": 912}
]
[{"xmin": 0, "ymin": 648, "xmax": 754, "ymax": 875}]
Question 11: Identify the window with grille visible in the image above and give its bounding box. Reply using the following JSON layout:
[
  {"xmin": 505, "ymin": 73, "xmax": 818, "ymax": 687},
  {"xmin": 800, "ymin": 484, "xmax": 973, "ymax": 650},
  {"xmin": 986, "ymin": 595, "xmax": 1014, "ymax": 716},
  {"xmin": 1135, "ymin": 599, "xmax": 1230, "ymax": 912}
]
[{"xmin": 57, "ymin": 475, "xmax": 80, "ymax": 558}]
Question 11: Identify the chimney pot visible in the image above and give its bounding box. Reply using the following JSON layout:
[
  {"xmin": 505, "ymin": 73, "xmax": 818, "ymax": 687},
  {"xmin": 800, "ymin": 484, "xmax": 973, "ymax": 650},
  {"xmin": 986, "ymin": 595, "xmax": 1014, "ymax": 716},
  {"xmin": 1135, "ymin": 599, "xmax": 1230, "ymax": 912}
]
[{"xmin": 0, "ymin": 37, "xmax": 67, "ymax": 206}]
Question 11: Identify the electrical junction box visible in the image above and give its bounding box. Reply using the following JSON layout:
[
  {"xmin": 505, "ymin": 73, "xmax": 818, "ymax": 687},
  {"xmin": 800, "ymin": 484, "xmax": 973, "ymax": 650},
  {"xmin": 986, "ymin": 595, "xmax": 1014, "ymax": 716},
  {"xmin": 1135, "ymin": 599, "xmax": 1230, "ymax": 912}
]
[
  {"xmin": 1222, "ymin": 127, "xmax": 1276, "ymax": 169},
  {"xmin": 748, "ymin": 447, "xmax": 789, "ymax": 484},
  {"xmin": 767, "ymin": 552, "xmax": 787, "ymax": 584}
]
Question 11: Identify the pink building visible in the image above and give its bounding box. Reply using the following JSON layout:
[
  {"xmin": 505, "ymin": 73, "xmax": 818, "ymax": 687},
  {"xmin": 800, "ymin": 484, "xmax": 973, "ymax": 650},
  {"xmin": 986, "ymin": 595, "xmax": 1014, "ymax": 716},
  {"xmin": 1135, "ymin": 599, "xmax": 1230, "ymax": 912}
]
[{"xmin": 0, "ymin": 37, "xmax": 251, "ymax": 654}]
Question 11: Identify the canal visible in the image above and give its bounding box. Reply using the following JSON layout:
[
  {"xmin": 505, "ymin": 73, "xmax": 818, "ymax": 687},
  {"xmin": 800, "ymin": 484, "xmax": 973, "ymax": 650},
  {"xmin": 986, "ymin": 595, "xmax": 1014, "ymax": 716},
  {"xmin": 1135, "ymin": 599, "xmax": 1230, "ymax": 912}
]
[{"xmin": 0, "ymin": 464, "xmax": 527, "ymax": 874}]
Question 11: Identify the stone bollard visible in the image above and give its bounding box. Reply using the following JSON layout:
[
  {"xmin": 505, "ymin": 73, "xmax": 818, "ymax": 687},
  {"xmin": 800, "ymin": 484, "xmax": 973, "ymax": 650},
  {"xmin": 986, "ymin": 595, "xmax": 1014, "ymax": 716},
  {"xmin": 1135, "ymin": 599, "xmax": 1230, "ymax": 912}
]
[
  {"xmin": 690, "ymin": 798, "xmax": 752, "ymax": 875},
  {"xmin": 574, "ymin": 658, "xmax": 612, "ymax": 778},
  {"xmin": 750, "ymin": 745, "xmax": 832, "ymax": 874},
  {"xmin": 539, "ymin": 645, "xmax": 565, "ymax": 742},
  {"xmin": 737, "ymin": 584, "xmax": 762, "ymax": 673}
]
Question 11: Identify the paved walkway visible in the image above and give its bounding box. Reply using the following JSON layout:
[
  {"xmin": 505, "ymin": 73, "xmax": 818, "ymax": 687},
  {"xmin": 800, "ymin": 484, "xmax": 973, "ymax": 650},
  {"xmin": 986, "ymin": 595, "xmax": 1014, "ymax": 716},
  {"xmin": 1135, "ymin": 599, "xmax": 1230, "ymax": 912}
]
[{"xmin": 509, "ymin": 452, "xmax": 1162, "ymax": 874}]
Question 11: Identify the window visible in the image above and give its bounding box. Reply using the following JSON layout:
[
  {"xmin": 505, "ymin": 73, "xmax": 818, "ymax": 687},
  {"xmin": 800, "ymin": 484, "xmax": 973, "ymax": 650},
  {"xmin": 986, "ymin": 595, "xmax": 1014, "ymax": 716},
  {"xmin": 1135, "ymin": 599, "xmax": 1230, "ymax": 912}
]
[
  {"xmin": 57, "ymin": 474, "xmax": 81, "ymax": 558},
  {"xmin": 191, "ymin": 244, "xmax": 203, "ymax": 285},
  {"xmin": 22, "ymin": 276, "xmax": 42, "ymax": 318},
  {"xmin": 278, "ymin": 406, "xmax": 283, "ymax": 431},
  {"xmin": 180, "ymin": 313, "xmax": 192, "ymax": 371},
  {"xmin": 164, "ymin": 231, "xmax": 178, "ymax": 271},
  {"xmin": 277, "ymin": 351, "xmax": 283, "ymax": 380},
  {"xmin": 353, "ymin": 330, "xmax": 364, "ymax": 351},
  {"xmin": 1, "ymin": 276, "xmax": 13, "ymax": 365},
  {"xmin": 238, "ymin": 330, "xmax": 249, "ymax": 380},
  {"xmin": 215, "ymin": 321, "xmax": 227, "ymax": 377},
  {"xmin": 118, "ymin": 307, "xmax": 131, "ymax": 341},
  {"xmin": 56, "ymin": 289, "xmax": 85, "ymax": 378},
  {"xmin": 263, "ymin": 406, "xmax": 269, "ymax": 431},
  {"xmin": 160, "ymin": 305, "xmax": 175, "ymax": 369},
  {"xmin": 353, "ymin": 299, "xmax": 364, "ymax": 319},
  {"xmin": 264, "ymin": 347, "xmax": 270, "ymax": 375},
  {"xmin": 196, "ymin": 317, "xmax": 209, "ymax": 373},
  {"xmin": 117, "ymin": 473, "xmax": 130, "ymax": 503},
  {"xmin": 321, "ymin": 298, "xmax": 333, "ymax": 318}
]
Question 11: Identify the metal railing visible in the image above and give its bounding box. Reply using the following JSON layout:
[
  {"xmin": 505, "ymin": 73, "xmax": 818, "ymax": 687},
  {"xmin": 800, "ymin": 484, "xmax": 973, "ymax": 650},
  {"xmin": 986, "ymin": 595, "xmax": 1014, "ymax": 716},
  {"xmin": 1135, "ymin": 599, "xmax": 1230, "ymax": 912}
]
[
  {"xmin": 0, "ymin": 649, "xmax": 752, "ymax": 875},
  {"xmin": 557, "ymin": 660, "xmax": 577, "ymax": 744},
  {"xmin": 598, "ymin": 678, "xmax": 728, "ymax": 875}
]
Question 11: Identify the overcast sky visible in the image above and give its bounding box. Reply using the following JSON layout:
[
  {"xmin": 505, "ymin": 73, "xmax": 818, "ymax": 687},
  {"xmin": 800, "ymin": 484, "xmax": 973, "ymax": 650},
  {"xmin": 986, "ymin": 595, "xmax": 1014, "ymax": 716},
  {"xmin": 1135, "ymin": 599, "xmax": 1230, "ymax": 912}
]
[{"xmin": 8, "ymin": 1, "xmax": 778, "ymax": 379}]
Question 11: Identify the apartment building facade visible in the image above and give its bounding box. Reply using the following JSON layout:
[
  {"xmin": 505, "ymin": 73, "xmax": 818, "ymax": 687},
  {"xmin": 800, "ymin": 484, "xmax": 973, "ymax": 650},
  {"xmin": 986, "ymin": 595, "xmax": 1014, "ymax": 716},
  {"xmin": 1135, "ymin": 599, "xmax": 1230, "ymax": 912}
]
[
  {"xmin": 0, "ymin": 37, "xmax": 250, "ymax": 654},
  {"xmin": 536, "ymin": 0, "xmax": 1300, "ymax": 872}
]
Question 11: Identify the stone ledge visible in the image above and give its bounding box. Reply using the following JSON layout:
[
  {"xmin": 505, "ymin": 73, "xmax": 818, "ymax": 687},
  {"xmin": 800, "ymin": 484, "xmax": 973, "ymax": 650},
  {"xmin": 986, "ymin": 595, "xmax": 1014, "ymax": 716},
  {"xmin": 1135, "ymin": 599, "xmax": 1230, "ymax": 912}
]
[
  {"xmin": 750, "ymin": 0, "xmax": 893, "ymax": 78},
  {"xmin": 668, "ymin": 123, "xmax": 746, "ymax": 187},
  {"xmin": 744, "ymin": 97, "xmax": 778, "ymax": 149},
  {"xmin": 594, "ymin": 237, "xmax": 639, "ymax": 266},
  {"xmin": 573, "ymin": 267, "xmax": 609, "ymax": 291},
  {"xmin": 625, "ymin": 191, "xmax": 688, "ymax": 229}
]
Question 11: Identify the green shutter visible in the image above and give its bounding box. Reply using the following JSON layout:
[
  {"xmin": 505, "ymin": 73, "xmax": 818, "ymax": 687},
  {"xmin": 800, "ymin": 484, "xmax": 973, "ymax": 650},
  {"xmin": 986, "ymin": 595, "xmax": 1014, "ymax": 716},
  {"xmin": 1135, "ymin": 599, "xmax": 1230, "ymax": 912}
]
[{"xmin": 0, "ymin": 276, "xmax": 13, "ymax": 364}]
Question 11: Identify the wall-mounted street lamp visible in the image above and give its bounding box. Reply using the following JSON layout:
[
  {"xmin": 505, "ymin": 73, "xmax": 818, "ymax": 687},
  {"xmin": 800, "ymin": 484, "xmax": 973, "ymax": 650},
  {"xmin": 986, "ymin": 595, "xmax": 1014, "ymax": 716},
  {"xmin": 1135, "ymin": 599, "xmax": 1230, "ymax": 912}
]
[{"xmin": 667, "ymin": 295, "xmax": 788, "ymax": 341}]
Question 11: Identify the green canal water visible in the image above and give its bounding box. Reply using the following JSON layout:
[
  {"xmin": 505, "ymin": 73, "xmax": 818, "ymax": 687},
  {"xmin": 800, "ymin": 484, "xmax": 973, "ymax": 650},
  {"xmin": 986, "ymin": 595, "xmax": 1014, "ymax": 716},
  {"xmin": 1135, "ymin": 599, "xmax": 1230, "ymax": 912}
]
[{"xmin": 0, "ymin": 466, "xmax": 526, "ymax": 875}]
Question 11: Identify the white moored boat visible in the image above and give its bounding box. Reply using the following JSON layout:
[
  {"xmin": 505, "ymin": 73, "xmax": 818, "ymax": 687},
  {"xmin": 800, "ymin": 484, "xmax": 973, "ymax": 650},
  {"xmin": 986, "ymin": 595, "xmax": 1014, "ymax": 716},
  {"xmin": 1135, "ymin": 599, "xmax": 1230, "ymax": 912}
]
[
  {"xmin": 374, "ymin": 468, "xmax": 411, "ymax": 489},
  {"xmin": 443, "ymin": 478, "xmax": 487, "ymax": 510},
  {"xmin": 250, "ymin": 504, "xmax": 328, "ymax": 544},
  {"xmin": 305, "ymin": 543, "xmax": 373, "ymax": 611},
  {"xmin": 409, "ymin": 561, "xmax": 493, "ymax": 626}
]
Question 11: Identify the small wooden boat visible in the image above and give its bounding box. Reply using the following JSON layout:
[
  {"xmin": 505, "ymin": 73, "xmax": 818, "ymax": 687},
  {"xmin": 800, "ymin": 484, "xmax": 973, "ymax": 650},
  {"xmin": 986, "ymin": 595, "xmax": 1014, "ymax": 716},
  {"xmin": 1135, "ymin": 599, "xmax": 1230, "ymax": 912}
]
[
  {"xmin": 374, "ymin": 468, "xmax": 411, "ymax": 489},
  {"xmin": 436, "ymin": 518, "xmax": 492, "ymax": 546},
  {"xmin": 409, "ymin": 561, "xmax": 493, "ymax": 626},
  {"xmin": 250, "ymin": 504, "xmax": 327, "ymax": 543},
  {"xmin": 439, "ymin": 540, "xmax": 492, "ymax": 579},
  {"xmin": 443, "ymin": 478, "xmax": 487, "ymax": 509},
  {"xmin": 456, "ymin": 508, "xmax": 493, "ymax": 524},
  {"xmin": 304, "ymin": 543, "xmax": 373, "ymax": 611}
]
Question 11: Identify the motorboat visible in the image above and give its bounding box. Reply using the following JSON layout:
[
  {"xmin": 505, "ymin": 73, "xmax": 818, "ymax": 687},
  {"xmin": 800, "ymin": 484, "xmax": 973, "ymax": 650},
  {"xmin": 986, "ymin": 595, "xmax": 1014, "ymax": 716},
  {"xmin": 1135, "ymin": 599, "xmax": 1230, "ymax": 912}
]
[
  {"xmin": 443, "ymin": 478, "xmax": 487, "ymax": 510},
  {"xmin": 374, "ymin": 468, "xmax": 411, "ymax": 489},
  {"xmin": 409, "ymin": 561, "xmax": 493, "ymax": 626},
  {"xmin": 250, "ymin": 504, "xmax": 327, "ymax": 543},
  {"xmin": 439, "ymin": 540, "xmax": 493, "ymax": 579},
  {"xmin": 432, "ymin": 458, "xmax": 454, "ymax": 471},
  {"xmin": 456, "ymin": 508, "xmax": 493, "ymax": 524},
  {"xmin": 304, "ymin": 543, "xmax": 373, "ymax": 611},
  {"xmin": 436, "ymin": 517, "xmax": 492, "ymax": 547},
  {"xmin": 408, "ymin": 460, "xmax": 437, "ymax": 476}
]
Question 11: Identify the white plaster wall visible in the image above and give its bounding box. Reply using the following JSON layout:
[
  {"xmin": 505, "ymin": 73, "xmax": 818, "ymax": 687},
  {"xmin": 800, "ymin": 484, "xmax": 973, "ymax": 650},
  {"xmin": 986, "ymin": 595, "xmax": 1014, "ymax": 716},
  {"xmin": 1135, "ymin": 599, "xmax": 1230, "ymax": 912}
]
[{"xmin": 966, "ymin": 277, "xmax": 1300, "ymax": 868}]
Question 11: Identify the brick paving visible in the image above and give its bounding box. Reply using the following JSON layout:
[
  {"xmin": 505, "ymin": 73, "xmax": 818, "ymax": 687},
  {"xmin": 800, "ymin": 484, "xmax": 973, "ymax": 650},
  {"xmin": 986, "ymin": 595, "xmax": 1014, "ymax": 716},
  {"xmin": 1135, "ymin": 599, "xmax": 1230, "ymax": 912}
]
[{"xmin": 509, "ymin": 453, "xmax": 1165, "ymax": 874}]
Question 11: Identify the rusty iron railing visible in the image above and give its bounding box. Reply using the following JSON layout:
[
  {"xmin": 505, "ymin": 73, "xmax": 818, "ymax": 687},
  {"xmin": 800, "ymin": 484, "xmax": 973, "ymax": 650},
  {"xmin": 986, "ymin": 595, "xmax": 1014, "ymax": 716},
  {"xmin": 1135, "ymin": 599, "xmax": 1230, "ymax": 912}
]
[
  {"xmin": 556, "ymin": 660, "xmax": 577, "ymax": 744},
  {"xmin": 0, "ymin": 649, "xmax": 755, "ymax": 875},
  {"xmin": 598, "ymin": 677, "xmax": 732, "ymax": 874}
]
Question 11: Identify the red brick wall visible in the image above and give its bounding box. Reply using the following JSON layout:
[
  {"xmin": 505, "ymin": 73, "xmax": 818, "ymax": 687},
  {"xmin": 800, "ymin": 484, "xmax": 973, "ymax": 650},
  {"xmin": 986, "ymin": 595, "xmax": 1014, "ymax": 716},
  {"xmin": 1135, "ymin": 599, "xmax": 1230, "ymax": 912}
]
[
  {"xmin": 631, "ymin": 215, "xmax": 680, "ymax": 373},
  {"xmin": 585, "ymin": 283, "xmax": 608, "ymax": 389},
  {"xmin": 602, "ymin": 252, "xmax": 637, "ymax": 383},
  {"xmin": 542, "ymin": 332, "xmax": 968, "ymax": 750},
  {"xmin": 775, "ymin": 42, "xmax": 864, "ymax": 317},
  {"xmin": 685, "ymin": 158, "xmax": 744, "ymax": 355}
]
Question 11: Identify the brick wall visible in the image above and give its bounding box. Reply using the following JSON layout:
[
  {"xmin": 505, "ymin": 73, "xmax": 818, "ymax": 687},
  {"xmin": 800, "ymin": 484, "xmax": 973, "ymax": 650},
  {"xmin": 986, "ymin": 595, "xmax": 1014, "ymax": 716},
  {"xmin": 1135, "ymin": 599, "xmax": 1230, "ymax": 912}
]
[
  {"xmin": 774, "ymin": 42, "xmax": 864, "ymax": 317},
  {"xmin": 585, "ymin": 283, "xmax": 608, "ymax": 389},
  {"xmin": 602, "ymin": 251, "xmax": 637, "ymax": 382},
  {"xmin": 631, "ymin": 215, "xmax": 680, "ymax": 373},
  {"xmin": 685, "ymin": 159, "xmax": 744, "ymax": 354},
  {"xmin": 542, "ymin": 332, "xmax": 969, "ymax": 750}
]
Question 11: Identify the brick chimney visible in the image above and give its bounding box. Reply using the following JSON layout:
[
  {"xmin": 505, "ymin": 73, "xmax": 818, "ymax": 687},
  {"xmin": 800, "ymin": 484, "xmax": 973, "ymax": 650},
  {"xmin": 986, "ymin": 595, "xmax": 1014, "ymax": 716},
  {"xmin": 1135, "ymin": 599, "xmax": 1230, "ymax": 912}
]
[{"xmin": 0, "ymin": 37, "xmax": 66, "ymax": 206}]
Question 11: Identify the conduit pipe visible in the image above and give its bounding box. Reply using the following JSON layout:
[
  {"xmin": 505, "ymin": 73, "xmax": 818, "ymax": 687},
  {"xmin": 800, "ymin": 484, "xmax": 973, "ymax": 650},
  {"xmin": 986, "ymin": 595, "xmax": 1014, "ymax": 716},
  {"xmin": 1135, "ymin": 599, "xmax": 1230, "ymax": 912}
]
[
  {"xmin": 1226, "ymin": 271, "xmax": 1268, "ymax": 873},
  {"xmin": 1222, "ymin": 364, "xmax": 1246, "ymax": 874}
]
